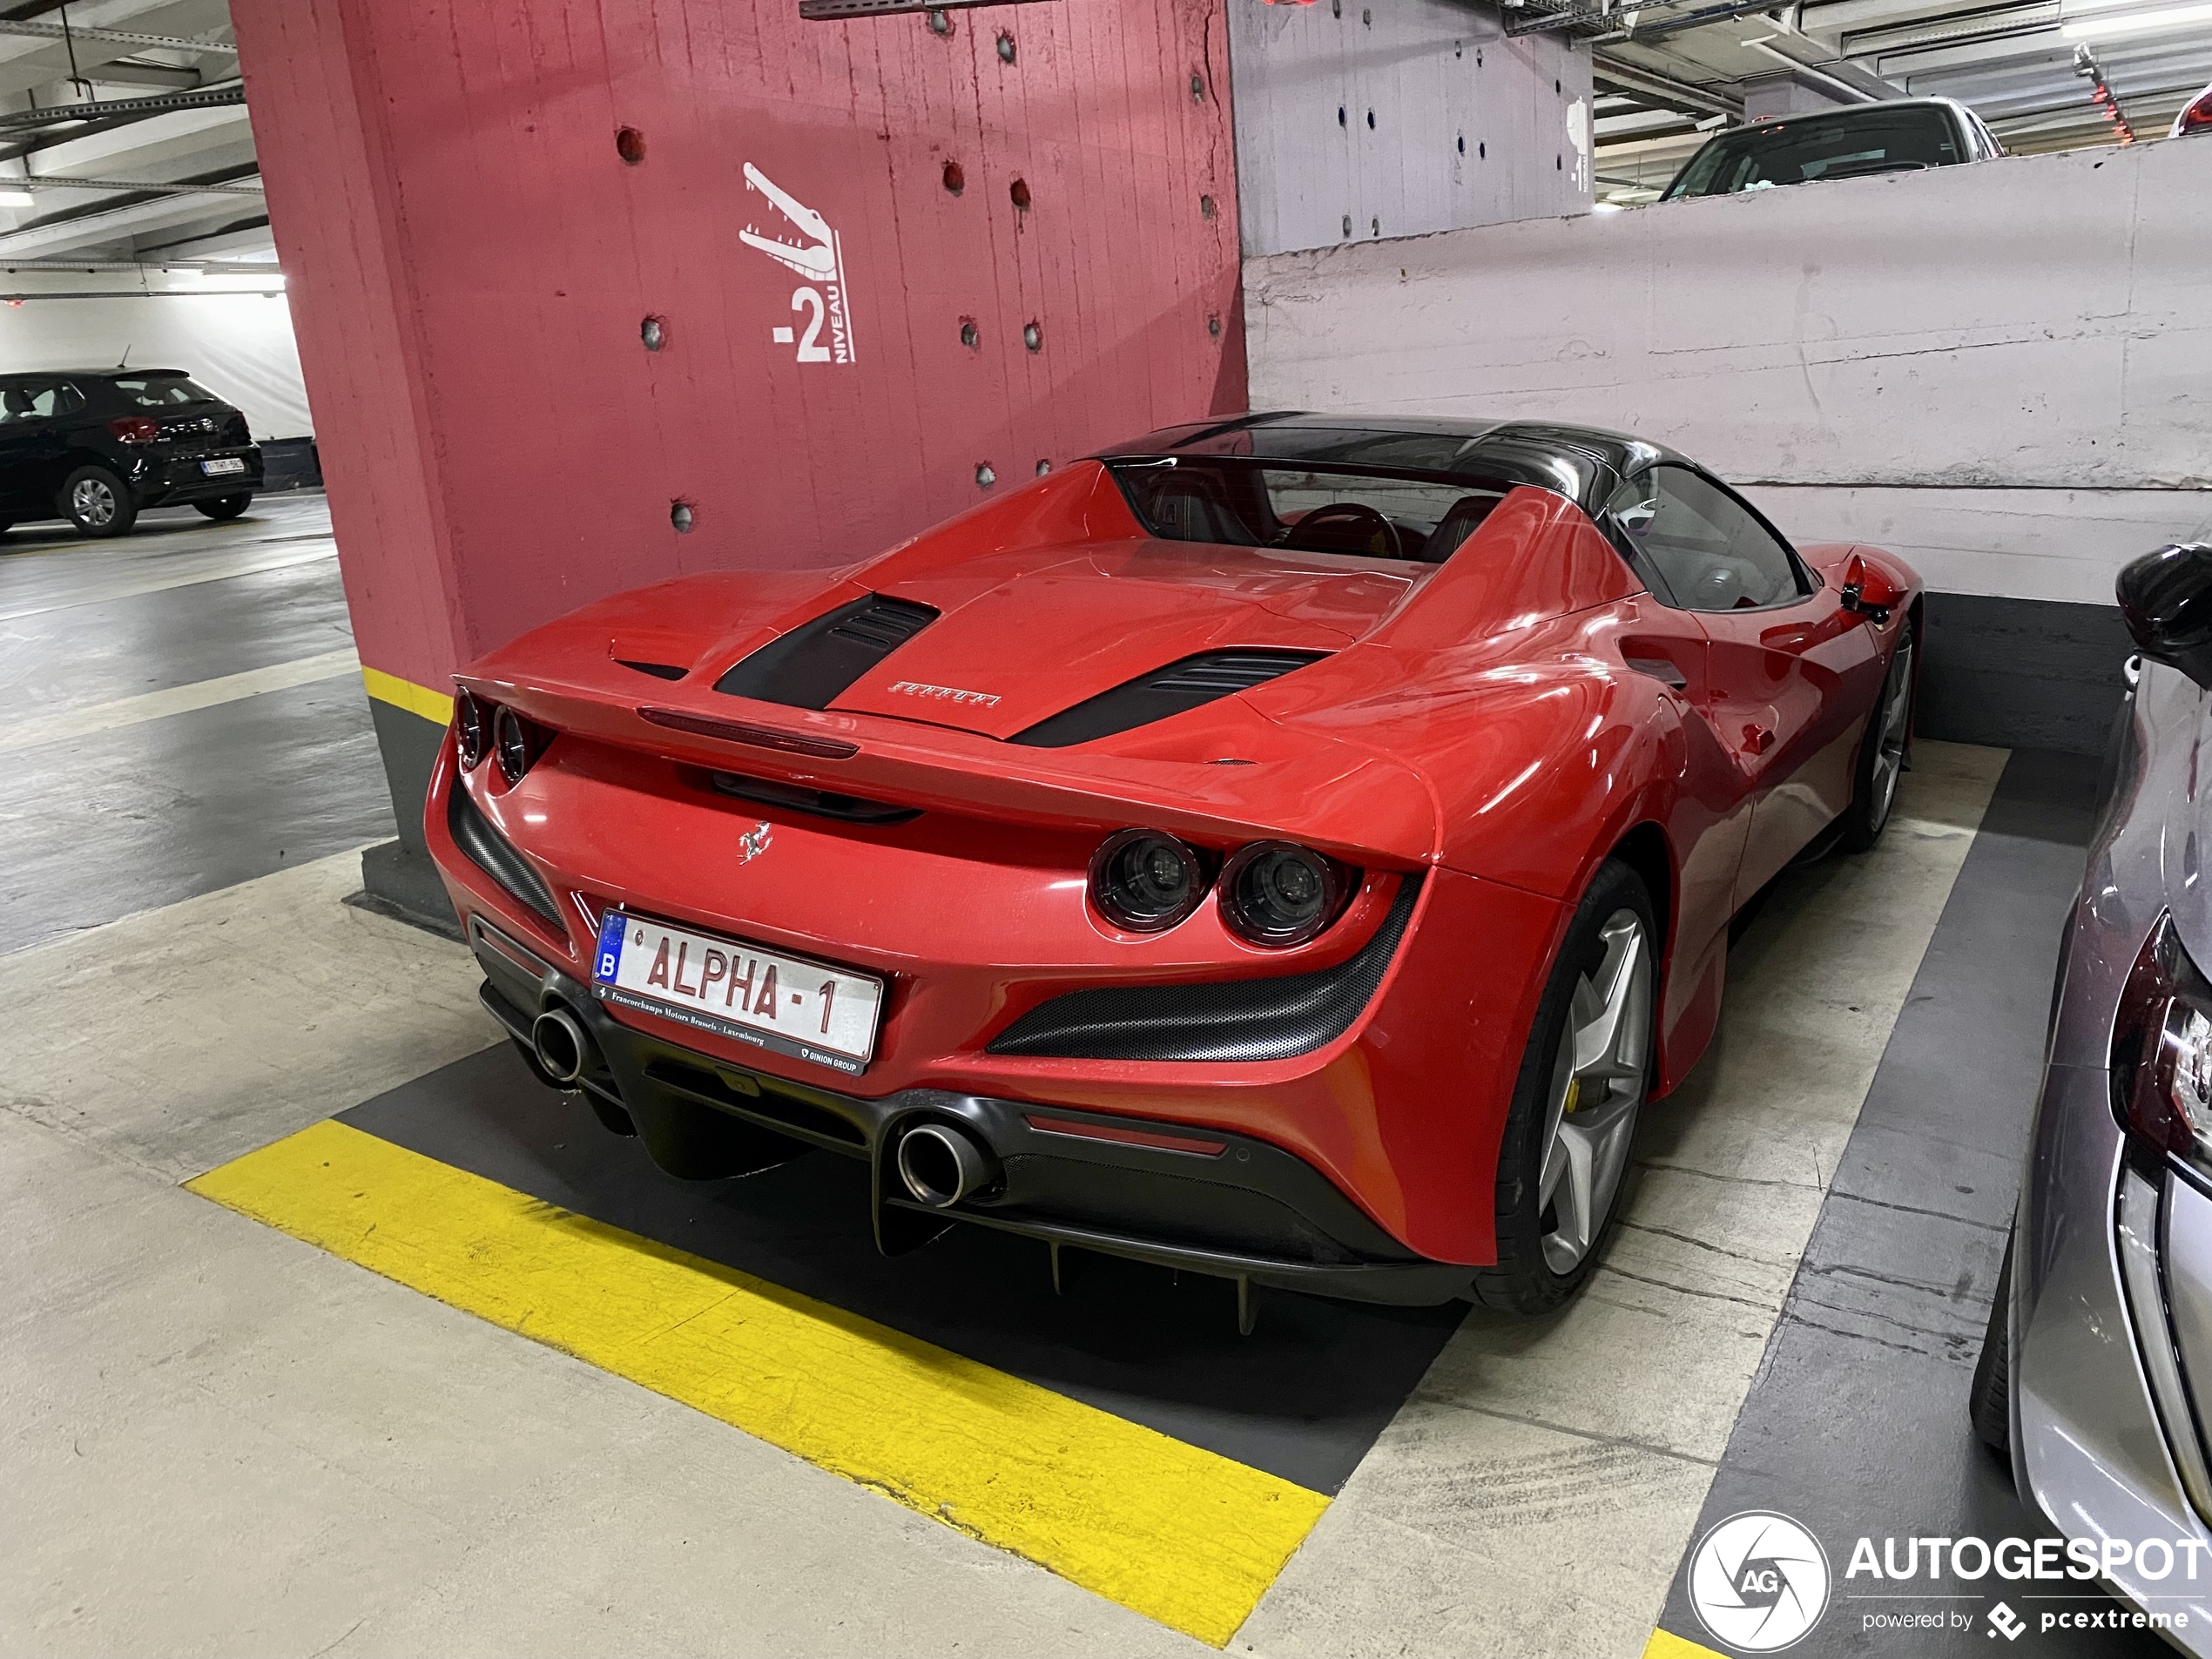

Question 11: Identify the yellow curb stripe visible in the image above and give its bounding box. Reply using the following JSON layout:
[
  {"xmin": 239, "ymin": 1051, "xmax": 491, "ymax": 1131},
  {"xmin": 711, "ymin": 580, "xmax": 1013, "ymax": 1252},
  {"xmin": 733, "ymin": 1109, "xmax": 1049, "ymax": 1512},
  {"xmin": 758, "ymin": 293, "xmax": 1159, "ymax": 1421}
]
[
  {"xmin": 1643, "ymin": 1629, "xmax": 1729, "ymax": 1659},
  {"xmin": 361, "ymin": 664, "xmax": 454, "ymax": 726},
  {"xmin": 187, "ymin": 1120, "xmax": 1327, "ymax": 1645}
]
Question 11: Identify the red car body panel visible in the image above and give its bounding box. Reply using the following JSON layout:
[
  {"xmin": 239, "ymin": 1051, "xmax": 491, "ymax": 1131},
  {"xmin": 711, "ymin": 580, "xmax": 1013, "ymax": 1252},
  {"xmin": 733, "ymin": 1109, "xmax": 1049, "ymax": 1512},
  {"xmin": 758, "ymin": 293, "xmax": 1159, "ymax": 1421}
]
[{"xmin": 426, "ymin": 431, "xmax": 1921, "ymax": 1278}]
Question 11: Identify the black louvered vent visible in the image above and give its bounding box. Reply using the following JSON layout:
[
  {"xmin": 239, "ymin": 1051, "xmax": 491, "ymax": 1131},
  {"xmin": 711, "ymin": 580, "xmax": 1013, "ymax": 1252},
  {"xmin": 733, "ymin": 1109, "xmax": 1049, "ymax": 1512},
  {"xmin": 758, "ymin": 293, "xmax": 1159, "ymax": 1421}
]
[
  {"xmin": 617, "ymin": 659, "xmax": 688, "ymax": 681},
  {"xmin": 1011, "ymin": 649, "xmax": 1327, "ymax": 749},
  {"xmin": 713, "ymin": 594, "xmax": 940, "ymax": 710},
  {"xmin": 707, "ymin": 770, "xmax": 921, "ymax": 826}
]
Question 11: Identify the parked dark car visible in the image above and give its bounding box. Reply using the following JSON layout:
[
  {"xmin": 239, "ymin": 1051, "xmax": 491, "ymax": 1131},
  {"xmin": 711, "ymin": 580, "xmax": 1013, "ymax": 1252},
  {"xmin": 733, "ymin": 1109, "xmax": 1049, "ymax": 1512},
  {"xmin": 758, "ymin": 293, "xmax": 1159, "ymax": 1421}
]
[
  {"xmin": 1662, "ymin": 97, "xmax": 2004, "ymax": 199},
  {"xmin": 0, "ymin": 368, "xmax": 263, "ymax": 538}
]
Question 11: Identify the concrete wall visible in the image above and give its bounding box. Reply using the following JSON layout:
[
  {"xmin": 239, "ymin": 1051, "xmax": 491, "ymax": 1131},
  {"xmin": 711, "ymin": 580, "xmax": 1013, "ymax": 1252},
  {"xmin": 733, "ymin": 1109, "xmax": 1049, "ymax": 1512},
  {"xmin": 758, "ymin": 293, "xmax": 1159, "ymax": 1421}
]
[
  {"xmin": 233, "ymin": 0, "xmax": 1245, "ymax": 921},
  {"xmin": 1245, "ymin": 137, "xmax": 2212, "ymax": 750},
  {"xmin": 1228, "ymin": 0, "xmax": 1591, "ymax": 258},
  {"xmin": 0, "ymin": 280, "xmax": 314, "ymax": 438}
]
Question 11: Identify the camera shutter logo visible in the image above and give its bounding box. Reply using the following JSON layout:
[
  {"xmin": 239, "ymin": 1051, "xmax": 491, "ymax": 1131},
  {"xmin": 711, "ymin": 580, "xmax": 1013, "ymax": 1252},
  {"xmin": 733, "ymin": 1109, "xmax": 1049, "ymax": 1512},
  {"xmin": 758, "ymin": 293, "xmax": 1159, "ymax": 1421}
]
[{"xmin": 1688, "ymin": 1511, "xmax": 1832, "ymax": 1652}]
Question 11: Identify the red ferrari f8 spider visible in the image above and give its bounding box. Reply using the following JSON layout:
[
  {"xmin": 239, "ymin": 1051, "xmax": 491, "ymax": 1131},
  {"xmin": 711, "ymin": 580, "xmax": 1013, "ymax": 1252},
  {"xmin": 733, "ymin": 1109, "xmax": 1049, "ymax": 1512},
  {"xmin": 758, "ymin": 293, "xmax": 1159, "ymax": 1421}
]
[{"xmin": 428, "ymin": 414, "xmax": 1919, "ymax": 1318}]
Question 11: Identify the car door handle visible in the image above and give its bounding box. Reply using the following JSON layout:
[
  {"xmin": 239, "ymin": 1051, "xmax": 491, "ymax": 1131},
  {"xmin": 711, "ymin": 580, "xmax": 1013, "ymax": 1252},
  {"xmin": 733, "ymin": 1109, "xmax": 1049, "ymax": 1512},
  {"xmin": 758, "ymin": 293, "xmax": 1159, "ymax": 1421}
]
[{"xmin": 1742, "ymin": 723, "xmax": 1775, "ymax": 755}]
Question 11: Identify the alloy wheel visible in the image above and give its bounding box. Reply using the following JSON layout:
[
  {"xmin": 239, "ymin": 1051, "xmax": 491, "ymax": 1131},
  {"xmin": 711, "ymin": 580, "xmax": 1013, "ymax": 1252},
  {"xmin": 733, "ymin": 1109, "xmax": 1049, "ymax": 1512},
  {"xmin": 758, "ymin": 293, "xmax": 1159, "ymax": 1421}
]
[
  {"xmin": 1867, "ymin": 640, "xmax": 1914, "ymax": 835},
  {"xmin": 1537, "ymin": 907, "xmax": 1652, "ymax": 1274},
  {"xmin": 71, "ymin": 476, "xmax": 117, "ymax": 528}
]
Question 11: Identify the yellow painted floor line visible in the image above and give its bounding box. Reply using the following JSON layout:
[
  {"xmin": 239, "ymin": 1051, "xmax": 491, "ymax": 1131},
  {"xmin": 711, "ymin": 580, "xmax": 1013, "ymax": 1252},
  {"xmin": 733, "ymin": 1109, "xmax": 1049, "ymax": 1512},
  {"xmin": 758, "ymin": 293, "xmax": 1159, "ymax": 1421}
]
[
  {"xmin": 1643, "ymin": 1628, "xmax": 1727, "ymax": 1659},
  {"xmin": 188, "ymin": 1119, "xmax": 1327, "ymax": 1645}
]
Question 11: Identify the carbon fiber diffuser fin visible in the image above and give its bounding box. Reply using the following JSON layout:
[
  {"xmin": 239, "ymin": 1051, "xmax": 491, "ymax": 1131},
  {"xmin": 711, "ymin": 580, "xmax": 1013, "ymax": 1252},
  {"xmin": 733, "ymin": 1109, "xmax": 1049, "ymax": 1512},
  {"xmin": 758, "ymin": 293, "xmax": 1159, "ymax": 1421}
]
[
  {"xmin": 1011, "ymin": 648, "xmax": 1327, "ymax": 749},
  {"xmin": 713, "ymin": 594, "xmax": 938, "ymax": 710}
]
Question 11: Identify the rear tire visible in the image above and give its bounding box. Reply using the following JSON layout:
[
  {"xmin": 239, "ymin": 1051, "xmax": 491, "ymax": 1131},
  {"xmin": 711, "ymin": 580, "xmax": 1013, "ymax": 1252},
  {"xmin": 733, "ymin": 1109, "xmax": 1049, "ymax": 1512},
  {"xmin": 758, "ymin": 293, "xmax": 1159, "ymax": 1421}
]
[
  {"xmin": 59, "ymin": 464, "xmax": 136, "ymax": 537},
  {"xmin": 1473, "ymin": 859, "xmax": 1657, "ymax": 1315},
  {"xmin": 1840, "ymin": 627, "xmax": 1916, "ymax": 852},
  {"xmin": 194, "ymin": 494, "xmax": 252, "ymax": 521},
  {"xmin": 1970, "ymin": 1233, "xmax": 2014, "ymax": 1463}
]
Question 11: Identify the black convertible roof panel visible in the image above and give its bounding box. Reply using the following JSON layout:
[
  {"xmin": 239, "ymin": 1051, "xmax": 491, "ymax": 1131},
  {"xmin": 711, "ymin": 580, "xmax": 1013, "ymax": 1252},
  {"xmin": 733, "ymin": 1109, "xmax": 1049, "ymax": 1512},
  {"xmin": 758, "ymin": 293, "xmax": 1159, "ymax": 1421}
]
[{"xmin": 1092, "ymin": 411, "xmax": 1689, "ymax": 517}]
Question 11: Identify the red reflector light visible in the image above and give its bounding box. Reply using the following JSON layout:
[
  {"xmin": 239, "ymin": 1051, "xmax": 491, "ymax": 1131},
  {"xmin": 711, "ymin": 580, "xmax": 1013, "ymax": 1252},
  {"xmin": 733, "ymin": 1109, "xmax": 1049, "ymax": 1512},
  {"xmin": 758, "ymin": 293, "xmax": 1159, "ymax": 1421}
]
[
  {"xmin": 1022, "ymin": 1114, "xmax": 1228, "ymax": 1157},
  {"xmin": 2182, "ymin": 90, "xmax": 2212, "ymax": 134},
  {"xmin": 108, "ymin": 415, "xmax": 159, "ymax": 443},
  {"xmin": 638, "ymin": 705, "xmax": 860, "ymax": 759}
]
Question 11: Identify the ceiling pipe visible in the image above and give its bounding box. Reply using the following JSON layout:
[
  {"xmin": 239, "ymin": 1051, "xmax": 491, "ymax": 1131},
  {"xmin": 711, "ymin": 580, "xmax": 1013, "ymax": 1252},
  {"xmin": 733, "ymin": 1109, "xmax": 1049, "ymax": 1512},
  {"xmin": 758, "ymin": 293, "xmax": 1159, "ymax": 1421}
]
[
  {"xmin": 1594, "ymin": 52, "xmax": 1747, "ymax": 116},
  {"xmin": 1739, "ymin": 37, "xmax": 1885, "ymax": 99}
]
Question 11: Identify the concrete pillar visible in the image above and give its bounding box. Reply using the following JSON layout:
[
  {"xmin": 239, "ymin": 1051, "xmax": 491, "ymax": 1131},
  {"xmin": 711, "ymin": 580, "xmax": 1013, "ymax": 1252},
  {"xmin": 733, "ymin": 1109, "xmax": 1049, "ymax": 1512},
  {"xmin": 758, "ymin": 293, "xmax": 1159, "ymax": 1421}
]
[
  {"xmin": 1227, "ymin": 0, "xmax": 1593, "ymax": 257},
  {"xmin": 229, "ymin": 0, "xmax": 1245, "ymax": 927}
]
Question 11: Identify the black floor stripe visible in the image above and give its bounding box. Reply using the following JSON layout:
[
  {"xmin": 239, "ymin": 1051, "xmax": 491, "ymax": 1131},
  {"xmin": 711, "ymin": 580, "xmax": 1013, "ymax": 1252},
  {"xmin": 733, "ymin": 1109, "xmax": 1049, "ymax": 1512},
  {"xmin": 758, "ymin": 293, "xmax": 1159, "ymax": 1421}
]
[
  {"xmin": 3, "ymin": 675, "xmax": 394, "ymax": 955},
  {"xmin": 1655, "ymin": 748, "xmax": 2160, "ymax": 1656},
  {"xmin": 338, "ymin": 1045, "xmax": 1463, "ymax": 1496}
]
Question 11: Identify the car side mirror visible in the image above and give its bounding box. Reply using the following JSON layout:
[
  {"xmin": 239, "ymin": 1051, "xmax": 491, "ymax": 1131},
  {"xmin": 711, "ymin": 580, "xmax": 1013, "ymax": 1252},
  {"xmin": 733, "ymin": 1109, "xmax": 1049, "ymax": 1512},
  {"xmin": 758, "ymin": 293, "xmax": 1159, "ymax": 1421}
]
[
  {"xmin": 2119, "ymin": 543, "xmax": 2212, "ymax": 691},
  {"xmin": 1838, "ymin": 553, "xmax": 1903, "ymax": 625}
]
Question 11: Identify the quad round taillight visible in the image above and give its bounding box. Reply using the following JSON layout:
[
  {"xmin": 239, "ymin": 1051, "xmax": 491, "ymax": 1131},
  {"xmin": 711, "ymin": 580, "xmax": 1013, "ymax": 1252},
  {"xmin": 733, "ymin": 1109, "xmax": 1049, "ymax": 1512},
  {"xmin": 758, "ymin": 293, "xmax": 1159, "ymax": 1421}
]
[
  {"xmin": 494, "ymin": 705, "xmax": 536, "ymax": 786},
  {"xmin": 455, "ymin": 691, "xmax": 489, "ymax": 770},
  {"xmin": 1221, "ymin": 842, "xmax": 1348, "ymax": 948},
  {"xmin": 1089, "ymin": 829, "xmax": 1205, "ymax": 932}
]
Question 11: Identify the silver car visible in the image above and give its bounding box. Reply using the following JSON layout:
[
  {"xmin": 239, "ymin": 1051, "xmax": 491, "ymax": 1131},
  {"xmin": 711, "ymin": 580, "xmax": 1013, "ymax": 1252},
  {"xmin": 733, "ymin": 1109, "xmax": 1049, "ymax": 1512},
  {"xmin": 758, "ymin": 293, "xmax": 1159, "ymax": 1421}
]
[{"xmin": 1975, "ymin": 534, "xmax": 2212, "ymax": 1644}]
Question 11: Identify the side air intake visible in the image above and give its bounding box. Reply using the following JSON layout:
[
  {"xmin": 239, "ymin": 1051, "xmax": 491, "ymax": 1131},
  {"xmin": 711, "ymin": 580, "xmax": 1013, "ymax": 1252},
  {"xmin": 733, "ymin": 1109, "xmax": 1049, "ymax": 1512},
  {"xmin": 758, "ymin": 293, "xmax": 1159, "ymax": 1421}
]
[
  {"xmin": 713, "ymin": 594, "xmax": 939, "ymax": 710},
  {"xmin": 448, "ymin": 784, "xmax": 562, "ymax": 927},
  {"xmin": 988, "ymin": 874, "xmax": 1422, "ymax": 1062},
  {"xmin": 1011, "ymin": 649, "xmax": 1328, "ymax": 749}
]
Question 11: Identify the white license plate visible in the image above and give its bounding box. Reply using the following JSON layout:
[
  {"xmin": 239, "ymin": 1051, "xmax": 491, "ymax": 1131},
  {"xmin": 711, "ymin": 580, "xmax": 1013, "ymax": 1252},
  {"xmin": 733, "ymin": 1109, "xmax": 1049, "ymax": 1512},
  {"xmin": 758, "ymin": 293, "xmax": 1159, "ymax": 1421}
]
[
  {"xmin": 200, "ymin": 457, "xmax": 246, "ymax": 475},
  {"xmin": 591, "ymin": 910, "xmax": 884, "ymax": 1075}
]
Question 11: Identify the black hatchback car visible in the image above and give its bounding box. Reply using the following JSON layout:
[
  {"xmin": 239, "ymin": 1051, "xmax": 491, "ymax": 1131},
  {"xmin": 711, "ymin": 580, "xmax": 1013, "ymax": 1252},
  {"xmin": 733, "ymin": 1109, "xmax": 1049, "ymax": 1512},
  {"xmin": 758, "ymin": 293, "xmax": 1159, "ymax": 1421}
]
[{"xmin": 0, "ymin": 368, "xmax": 264, "ymax": 538}]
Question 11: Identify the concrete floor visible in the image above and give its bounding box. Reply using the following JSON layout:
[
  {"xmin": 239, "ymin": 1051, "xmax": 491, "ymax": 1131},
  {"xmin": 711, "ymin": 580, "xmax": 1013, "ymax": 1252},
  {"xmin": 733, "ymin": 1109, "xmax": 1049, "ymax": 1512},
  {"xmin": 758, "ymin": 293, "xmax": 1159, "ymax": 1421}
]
[{"xmin": 0, "ymin": 495, "xmax": 2128, "ymax": 1656}]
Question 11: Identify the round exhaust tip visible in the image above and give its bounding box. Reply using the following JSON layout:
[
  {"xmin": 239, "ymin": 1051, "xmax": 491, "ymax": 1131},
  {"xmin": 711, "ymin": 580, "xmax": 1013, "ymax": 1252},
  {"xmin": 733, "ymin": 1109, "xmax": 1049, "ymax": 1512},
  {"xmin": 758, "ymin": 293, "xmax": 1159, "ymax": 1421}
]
[
  {"xmin": 530, "ymin": 1008, "xmax": 589, "ymax": 1085},
  {"xmin": 896, "ymin": 1123, "xmax": 995, "ymax": 1209}
]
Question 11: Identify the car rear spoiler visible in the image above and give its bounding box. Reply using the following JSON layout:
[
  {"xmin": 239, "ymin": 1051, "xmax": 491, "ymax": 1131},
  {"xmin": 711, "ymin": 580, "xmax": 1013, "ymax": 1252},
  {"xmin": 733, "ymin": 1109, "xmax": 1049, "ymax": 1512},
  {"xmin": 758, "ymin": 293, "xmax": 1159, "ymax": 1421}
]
[{"xmin": 455, "ymin": 666, "xmax": 1441, "ymax": 867}]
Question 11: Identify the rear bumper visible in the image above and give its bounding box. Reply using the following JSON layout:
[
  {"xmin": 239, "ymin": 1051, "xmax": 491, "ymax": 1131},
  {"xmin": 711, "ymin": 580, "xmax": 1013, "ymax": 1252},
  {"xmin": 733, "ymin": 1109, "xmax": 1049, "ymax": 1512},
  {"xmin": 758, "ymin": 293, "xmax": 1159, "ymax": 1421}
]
[
  {"xmin": 128, "ymin": 443, "xmax": 262, "ymax": 504},
  {"xmin": 469, "ymin": 914, "xmax": 1476, "ymax": 1307},
  {"xmin": 2015, "ymin": 1061, "xmax": 2212, "ymax": 1648},
  {"xmin": 423, "ymin": 725, "xmax": 1568, "ymax": 1267}
]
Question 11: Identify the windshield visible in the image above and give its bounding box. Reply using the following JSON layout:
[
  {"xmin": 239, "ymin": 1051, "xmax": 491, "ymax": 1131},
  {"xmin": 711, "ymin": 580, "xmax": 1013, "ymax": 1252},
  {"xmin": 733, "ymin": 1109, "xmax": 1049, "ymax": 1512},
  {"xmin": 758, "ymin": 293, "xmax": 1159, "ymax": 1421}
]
[
  {"xmin": 110, "ymin": 373, "xmax": 219, "ymax": 408},
  {"xmin": 1665, "ymin": 106, "xmax": 1961, "ymax": 199},
  {"xmin": 1109, "ymin": 458, "xmax": 1506, "ymax": 563}
]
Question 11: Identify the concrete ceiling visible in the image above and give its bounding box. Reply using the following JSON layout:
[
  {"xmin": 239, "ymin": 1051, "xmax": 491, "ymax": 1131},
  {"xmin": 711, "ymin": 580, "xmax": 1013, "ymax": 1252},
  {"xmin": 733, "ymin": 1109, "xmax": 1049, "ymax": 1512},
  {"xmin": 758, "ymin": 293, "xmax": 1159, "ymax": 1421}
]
[
  {"xmin": 1506, "ymin": 0, "xmax": 2212, "ymax": 197},
  {"xmin": 0, "ymin": 0, "xmax": 262, "ymax": 272}
]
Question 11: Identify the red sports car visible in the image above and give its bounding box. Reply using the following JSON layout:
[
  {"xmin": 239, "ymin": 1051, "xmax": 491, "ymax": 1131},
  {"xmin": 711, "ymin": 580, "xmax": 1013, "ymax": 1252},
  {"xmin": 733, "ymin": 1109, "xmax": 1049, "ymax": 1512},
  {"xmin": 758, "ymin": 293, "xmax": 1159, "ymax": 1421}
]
[{"xmin": 428, "ymin": 414, "xmax": 1919, "ymax": 1324}]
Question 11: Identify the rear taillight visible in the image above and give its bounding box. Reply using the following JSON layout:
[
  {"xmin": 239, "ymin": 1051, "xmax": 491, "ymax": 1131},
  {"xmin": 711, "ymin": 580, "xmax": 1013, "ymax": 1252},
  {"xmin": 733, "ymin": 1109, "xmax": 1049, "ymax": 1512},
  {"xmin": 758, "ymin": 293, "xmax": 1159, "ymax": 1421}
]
[
  {"xmin": 454, "ymin": 691, "xmax": 489, "ymax": 770},
  {"xmin": 2181, "ymin": 88, "xmax": 2212, "ymax": 136},
  {"xmin": 108, "ymin": 416, "xmax": 159, "ymax": 443},
  {"xmin": 2113, "ymin": 913, "xmax": 2212, "ymax": 1169},
  {"xmin": 1220, "ymin": 842, "xmax": 1354, "ymax": 948},
  {"xmin": 493, "ymin": 705, "xmax": 550, "ymax": 786}
]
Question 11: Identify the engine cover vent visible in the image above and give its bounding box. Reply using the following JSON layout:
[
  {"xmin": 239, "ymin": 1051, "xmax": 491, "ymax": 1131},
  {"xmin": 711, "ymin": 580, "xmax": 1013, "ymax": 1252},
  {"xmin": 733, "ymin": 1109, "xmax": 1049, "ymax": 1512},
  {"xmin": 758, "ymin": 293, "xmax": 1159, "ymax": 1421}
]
[
  {"xmin": 713, "ymin": 594, "xmax": 939, "ymax": 710},
  {"xmin": 1011, "ymin": 649, "xmax": 1327, "ymax": 749}
]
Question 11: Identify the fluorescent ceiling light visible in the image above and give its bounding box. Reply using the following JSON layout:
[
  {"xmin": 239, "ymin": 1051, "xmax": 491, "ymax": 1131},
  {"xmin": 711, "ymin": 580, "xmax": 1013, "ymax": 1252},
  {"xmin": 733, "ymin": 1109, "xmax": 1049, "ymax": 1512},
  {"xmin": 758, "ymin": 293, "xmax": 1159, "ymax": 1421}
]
[
  {"xmin": 2062, "ymin": 0, "xmax": 2212, "ymax": 35},
  {"xmin": 0, "ymin": 188, "xmax": 32, "ymax": 206}
]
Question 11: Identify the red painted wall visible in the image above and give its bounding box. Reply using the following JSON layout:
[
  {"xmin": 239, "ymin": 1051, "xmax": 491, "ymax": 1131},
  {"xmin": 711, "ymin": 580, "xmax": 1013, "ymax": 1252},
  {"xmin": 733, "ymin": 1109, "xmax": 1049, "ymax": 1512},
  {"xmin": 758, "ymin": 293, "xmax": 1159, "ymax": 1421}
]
[{"xmin": 232, "ymin": 0, "xmax": 1245, "ymax": 697}]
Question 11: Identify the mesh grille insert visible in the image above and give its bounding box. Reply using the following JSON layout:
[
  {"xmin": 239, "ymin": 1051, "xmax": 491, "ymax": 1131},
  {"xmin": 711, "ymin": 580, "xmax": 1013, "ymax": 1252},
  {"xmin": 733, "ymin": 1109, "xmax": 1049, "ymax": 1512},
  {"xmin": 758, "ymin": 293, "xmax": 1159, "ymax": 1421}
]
[
  {"xmin": 448, "ymin": 783, "xmax": 562, "ymax": 927},
  {"xmin": 988, "ymin": 873, "xmax": 1422, "ymax": 1062}
]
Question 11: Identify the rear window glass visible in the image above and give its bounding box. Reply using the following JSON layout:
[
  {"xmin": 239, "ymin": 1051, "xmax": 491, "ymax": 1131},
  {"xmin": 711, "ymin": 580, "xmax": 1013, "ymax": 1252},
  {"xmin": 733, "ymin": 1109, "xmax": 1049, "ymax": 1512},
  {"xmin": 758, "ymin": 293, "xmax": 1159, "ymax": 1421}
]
[
  {"xmin": 1111, "ymin": 458, "xmax": 1504, "ymax": 563},
  {"xmin": 1665, "ymin": 107, "xmax": 1960, "ymax": 199},
  {"xmin": 110, "ymin": 374, "xmax": 219, "ymax": 408}
]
